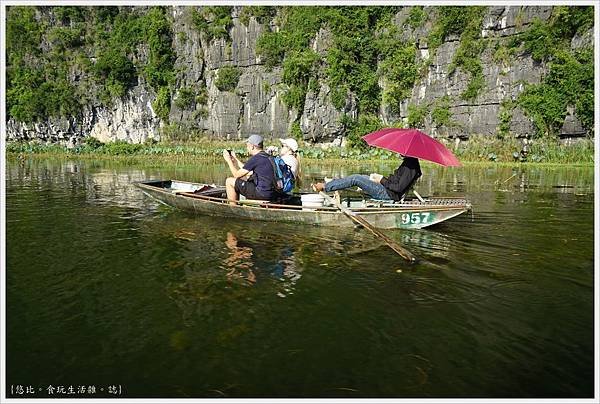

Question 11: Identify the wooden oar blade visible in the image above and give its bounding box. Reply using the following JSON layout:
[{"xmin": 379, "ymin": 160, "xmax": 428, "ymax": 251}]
[
  {"xmin": 351, "ymin": 214, "xmax": 416, "ymax": 262},
  {"xmin": 319, "ymin": 192, "xmax": 416, "ymax": 262}
]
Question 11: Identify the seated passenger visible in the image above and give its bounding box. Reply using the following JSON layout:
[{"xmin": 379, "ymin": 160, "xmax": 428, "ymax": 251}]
[
  {"xmin": 223, "ymin": 135, "xmax": 276, "ymax": 204},
  {"xmin": 278, "ymin": 138, "xmax": 301, "ymax": 179},
  {"xmin": 312, "ymin": 156, "xmax": 421, "ymax": 201},
  {"xmin": 266, "ymin": 137, "xmax": 302, "ymax": 187}
]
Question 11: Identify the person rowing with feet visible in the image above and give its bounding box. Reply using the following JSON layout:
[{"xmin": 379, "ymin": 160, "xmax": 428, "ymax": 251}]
[{"xmin": 312, "ymin": 156, "xmax": 422, "ymax": 201}]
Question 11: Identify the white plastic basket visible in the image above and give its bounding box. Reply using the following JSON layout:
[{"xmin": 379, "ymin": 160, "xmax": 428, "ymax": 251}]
[{"xmin": 300, "ymin": 193, "xmax": 325, "ymax": 210}]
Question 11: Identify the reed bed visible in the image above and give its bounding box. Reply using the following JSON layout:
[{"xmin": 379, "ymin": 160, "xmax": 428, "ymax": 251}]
[{"xmin": 5, "ymin": 136, "xmax": 594, "ymax": 166}]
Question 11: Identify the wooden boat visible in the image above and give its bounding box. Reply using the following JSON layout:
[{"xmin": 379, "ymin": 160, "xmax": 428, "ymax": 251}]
[{"xmin": 135, "ymin": 179, "xmax": 471, "ymax": 230}]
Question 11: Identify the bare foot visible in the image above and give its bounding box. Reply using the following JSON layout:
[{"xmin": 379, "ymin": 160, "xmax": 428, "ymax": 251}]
[{"xmin": 311, "ymin": 183, "xmax": 324, "ymax": 192}]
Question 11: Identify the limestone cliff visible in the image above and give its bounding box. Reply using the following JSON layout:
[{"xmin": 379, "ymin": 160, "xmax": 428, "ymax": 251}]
[{"xmin": 5, "ymin": 6, "xmax": 594, "ymax": 145}]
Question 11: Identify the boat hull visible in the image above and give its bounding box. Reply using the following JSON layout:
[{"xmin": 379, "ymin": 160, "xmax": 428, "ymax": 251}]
[{"xmin": 135, "ymin": 180, "xmax": 471, "ymax": 229}]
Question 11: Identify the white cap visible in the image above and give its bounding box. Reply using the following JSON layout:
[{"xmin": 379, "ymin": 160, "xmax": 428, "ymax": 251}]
[{"xmin": 279, "ymin": 138, "xmax": 298, "ymax": 152}]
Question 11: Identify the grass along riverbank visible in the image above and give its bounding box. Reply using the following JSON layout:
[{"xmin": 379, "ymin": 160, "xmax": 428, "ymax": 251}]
[{"xmin": 5, "ymin": 135, "xmax": 594, "ymax": 166}]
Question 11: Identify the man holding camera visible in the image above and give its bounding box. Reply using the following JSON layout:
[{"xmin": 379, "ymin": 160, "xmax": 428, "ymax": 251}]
[{"xmin": 223, "ymin": 134, "xmax": 276, "ymax": 204}]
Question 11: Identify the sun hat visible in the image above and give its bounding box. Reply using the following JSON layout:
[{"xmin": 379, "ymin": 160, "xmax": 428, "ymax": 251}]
[
  {"xmin": 279, "ymin": 138, "xmax": 298, "ymax": 152},
  {"xmin": 245, "ymin": 134, "xmax": 263, "ymax": 147}
]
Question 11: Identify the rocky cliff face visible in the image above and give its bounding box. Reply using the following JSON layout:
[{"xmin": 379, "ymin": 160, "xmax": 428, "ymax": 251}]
[
  {"xmin": 6, "ymin": 84, "xmax": 161, "ymax": 145},
  {"xmin": 391, "ymin": 6, "xmax": 591, "ymax": 140},
  {"xmin": 5, "ymin": 6, "xmax": 593, "ymax": 145}
]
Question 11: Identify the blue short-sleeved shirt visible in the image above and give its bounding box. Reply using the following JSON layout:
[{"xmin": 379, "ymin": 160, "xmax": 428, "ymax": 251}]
[{"xmin": 243, "ymin": 152, "xmax": 275, "ymax": 198}]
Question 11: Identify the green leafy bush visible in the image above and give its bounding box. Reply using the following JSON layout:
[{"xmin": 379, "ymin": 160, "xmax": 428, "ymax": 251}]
[
  {"xmin": 281, "ymin": 50, "xmax": 319, "ymax": 110},
  {"xmin": 290, "ymin": 121, "xmax": 303, "ymax": 140},
  {"xmin": 343, "ymin": 114, "xmax": 384, "ymax": 150},
  {"xmin": 48, "ymin": 26, "xmax": 84, "ymax": 50},
  {"xmin": 93, "ymin": 49, "xmax": 136, "ymax": 97},
  {"xmin": 256, "ymin": 6, "xmax": 322, "ymax": 71},
  {"xmin": 519, "ymin": 18, "xmax": 555, "ymax": 62},
  {"xmin": 102, "ymin": 141, "xmax": 143, "ymax": 155},
  {"xmin": 431, "ymin": 96, "xmax": 452, "ymax": 127},
  {"xmin": 324, "ymin": 7, "xmax": 397, "ymax": 114},
  {"xmin": 257, "ymin": 7, "xmax": 398, "ymax": 116},
  {"xmin": 174, "ymin": 87, "xmax": 196, "ymax": 110},
  {"xmin": 143, "ymin": 7, "xmax": 175, "ymax": 90},
  {"xmin": 5, "ymin": 7, "xmax": 82, "ymax": 122},
  {"xmin": 427, "ymin": 6, "xmax": 469, "ymax": 51},
  {"xmin": 406, "ymin": 7, "xmax": 427, "ymax": 29},
  {"xmin": 84, "ymin": 136, "xmax": 104, "ymax": 149},
  {"xmin": 282, "ymin": 85, "xmax": 306, "ymax": 111},
  {"xmin": 497, "ymin": 101, "xmax": 513, "ymax": 139},
  {"xmin": 518, "ymin": 7, "xmax": 594, "ymax": 62},
  {"xmin": 53, "ymin": 6, "xmax": 87, "ymax": 24},
  {"xmin": 152, "ymin": 86, "xmax": 171, "ymax": 121},
  {"xmin": 330, "ymin": 86, "xmax": 348, "ymax": 110},
  {"xmin": 194, "ymin": 108, "xmax": 209, "ymax": 120},
  {"xmin": 191, "ymin": 7, "xmax": 233, "ymax": 42},
  {"xmin": 7, "ymin": 6, "xmax": 177, "ymax": 122},
  {"xmin": 518, "ymin": 48, "xmax": 593, "ymax": 137},
  {"xmin": 443, "ymin": 7, "xmax": 487, "ymax": 100},
  {"xmin": 492, "ymin": 41, "xmax": 516, "ymax": 68},
  {"xmin": 6, "ymin": 7, "xmax": 43, "ymax": 57},
  {"xmin": 215, "ymin": 65, "xmax": 241, "ymax": 92},
  {"xmin": 282, "ymin": 50, "xmax": 319, "ymax": 86},
  {"xmin": 407, "ymin": 104, "xmax": 429, "ymax": 128},
  {"xmin": 256, "ymin": 31, "xmax": 287, "ymax": 70},
  {"xmin": 380, "ymin": 43, "xmax": 419, "ymax": 114},
  {"xmin": 195, "ymin": 87, "xmax": 208, "ymax": 108},
  {"xmin": 7, "ymin": 64, "xmax": 81, "ymax": 122},
  {"xmin": 239, "ymin": 6, "xmax": 276, "ymax": 26},
  {"xmin": 513, "ymin": 6, "xmax": 594, "ymax": 137}
]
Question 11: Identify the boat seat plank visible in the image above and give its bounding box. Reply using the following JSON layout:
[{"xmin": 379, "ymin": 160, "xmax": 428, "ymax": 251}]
[{"xmin": 238, "ymin": 199, "xmax": 270, "ymax": 205}]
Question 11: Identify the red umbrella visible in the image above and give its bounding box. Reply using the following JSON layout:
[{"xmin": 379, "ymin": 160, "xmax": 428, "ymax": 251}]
[{"xmin": 362, "ymin": 128, "xmax": 461, "ymax": 167}]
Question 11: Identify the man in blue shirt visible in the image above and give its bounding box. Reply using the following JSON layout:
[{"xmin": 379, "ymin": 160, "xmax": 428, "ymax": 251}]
[{"xmin": 224, "ymin": 134, "xmax": 276, "ymax": 204}]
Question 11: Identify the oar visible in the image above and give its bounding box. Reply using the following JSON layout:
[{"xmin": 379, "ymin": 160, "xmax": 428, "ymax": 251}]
[{"xmin": 319, "ymin": 192, "xmax": 416, "ymax": 262}]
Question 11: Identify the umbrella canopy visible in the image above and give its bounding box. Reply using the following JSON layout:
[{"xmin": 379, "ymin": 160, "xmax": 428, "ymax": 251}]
[{"xmin": 362, "ymin": 128, "xmax": 461, "ymax": 167}]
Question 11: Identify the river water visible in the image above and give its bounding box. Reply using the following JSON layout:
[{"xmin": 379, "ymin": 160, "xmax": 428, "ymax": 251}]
[{"xmin": 4, "ymin": 157, "xmax": 595, "ymax": 398}]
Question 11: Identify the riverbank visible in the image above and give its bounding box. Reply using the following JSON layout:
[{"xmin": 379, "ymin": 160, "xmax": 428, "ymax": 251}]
[{"xmin": 4, "ymin": 136, "xmax": 595, "ymax": 166}]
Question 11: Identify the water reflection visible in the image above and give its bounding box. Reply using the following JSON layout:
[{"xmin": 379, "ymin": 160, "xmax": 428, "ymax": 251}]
[
  {"xmin": 220, "ymin": 231, "xmax": 303, "ymax": 297},
  {"xmin": 272, "ymin": 246, "xmax": 303, "ymax": 298},
  {"xmin": 223, "ymin": 232, "xmax": 256, "ymax": 285}
]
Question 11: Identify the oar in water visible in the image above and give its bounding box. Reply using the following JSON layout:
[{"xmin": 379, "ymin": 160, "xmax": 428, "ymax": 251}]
[{"xmin": 319, "ymin": 192, "xmax": 416, "ymax": 262}]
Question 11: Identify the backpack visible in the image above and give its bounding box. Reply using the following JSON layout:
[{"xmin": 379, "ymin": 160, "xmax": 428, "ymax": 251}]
[{"xmin": 265, "ymin": 154, "xmax": 295, "ymax": 193}]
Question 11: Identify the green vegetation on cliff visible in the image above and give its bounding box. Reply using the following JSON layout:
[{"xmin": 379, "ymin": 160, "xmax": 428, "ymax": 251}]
[
  {"xmin": 256, "ymin": 6, "xmax": 407, "ymax": 116},
  {"xmin": 6, "ymin": 7, "xmax": 81, "ymax": 122},
  {"xmin": 7, "ymin": 6, "xmax": 175, "ymax": 123},
  {"xmin": 5, "ymin": 5, "xmax": 595, "ymax": 145},
  {"xmin": 215, "ymin": 66, "xmax": 241, "ymax": 92},
  {"xmin": 190, "ymin": 7, "xmax": 233, "ymax": 42},
  {"xmin": 512, "ymin": 7, "xmax": 594, "ymax": 138},
  {"xmin": 428, "ymin": 6, "xmax": 487, "ymax": 101}
]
